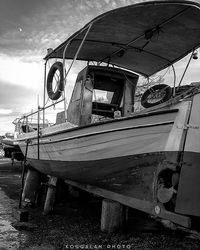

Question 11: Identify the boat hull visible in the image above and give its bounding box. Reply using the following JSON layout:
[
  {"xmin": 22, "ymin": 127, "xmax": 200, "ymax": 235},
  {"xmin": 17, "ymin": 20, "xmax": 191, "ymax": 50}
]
[
  {"xmin": 28, "ymin": 150, "xmax": 200, "ymax": 217},
  {"xmin": 20, "ymin": 108, "xmax": 179, "ymax": 162},
  {"xmin": 28, "ymin": 151, "xmax": 174, "ymax": 201},
  {"xmin": 18, "ymin": 97, "xmax": 200, "ymax": 220},
  {"xmin": 2, "ymin": 139, "xmax": 23, "ymax": 159}
]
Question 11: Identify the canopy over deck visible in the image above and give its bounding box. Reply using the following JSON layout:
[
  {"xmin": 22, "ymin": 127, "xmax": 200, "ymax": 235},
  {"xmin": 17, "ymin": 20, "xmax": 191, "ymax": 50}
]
[{"xmin": 45, "ymin": 1, "xmax": 200, "ymax": 77}]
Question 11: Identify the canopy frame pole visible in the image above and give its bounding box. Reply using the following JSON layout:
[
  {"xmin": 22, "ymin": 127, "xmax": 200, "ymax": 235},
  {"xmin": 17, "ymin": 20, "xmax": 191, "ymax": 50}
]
[
  {"xmin": 62, "ymin": 23, "xmax": 93, "ymax": 121},
  {"xmin": 172, "ymin": 64, "xmax": 176, "ymax": 97},
  {"xmin": 43, "ymin": 60, "xmax": 47, "ymax": 127},
  {"xmin": 178, "ymin": 51, "xmax": 194, "ymax": 89}
]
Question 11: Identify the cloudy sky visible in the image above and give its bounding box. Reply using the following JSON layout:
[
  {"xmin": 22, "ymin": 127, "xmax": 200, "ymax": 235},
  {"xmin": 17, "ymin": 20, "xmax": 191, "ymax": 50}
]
[{"xmin": 0, "ymin": 0, "xmax": 200, "ymax": 135}]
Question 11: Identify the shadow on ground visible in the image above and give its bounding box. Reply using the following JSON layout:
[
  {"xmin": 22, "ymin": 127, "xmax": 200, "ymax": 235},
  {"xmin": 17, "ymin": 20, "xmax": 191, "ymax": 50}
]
[{"xmin": 0, "ymin": 158, "xmax": 199, "ymax": 250}]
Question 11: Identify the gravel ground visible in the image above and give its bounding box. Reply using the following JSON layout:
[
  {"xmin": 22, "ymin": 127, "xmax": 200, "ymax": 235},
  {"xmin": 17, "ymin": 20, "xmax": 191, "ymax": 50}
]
[{"xmin": 0, "ymin": 159, "xmax": 200, "ymax": 250}]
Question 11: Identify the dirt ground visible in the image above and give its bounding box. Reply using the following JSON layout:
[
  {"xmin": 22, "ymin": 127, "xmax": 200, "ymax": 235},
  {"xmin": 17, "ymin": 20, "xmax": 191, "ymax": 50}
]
[{"xmin": 0, "ymin": 158, "xmax": 199, "ymax": 250}]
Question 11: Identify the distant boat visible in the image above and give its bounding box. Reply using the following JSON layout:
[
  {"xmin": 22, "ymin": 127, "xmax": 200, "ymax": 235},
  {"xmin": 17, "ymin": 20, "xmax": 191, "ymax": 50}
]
[
  {"xmin": 17, "ymin": 1, "xmax": 200, "ymax": 228},
  {"xmin": 2, "ymin": 133, "xmax": 23, "ymax": 160}
]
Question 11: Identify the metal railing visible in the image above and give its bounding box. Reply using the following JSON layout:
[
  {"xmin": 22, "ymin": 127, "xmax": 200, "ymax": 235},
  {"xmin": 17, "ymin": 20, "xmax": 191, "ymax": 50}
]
[{"xmin": 16, "ymin": 22, "xmax": 94, "ymax": 138}]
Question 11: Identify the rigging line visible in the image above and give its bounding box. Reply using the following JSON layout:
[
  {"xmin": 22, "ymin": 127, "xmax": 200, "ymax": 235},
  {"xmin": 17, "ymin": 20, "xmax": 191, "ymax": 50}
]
[
  {"xmin": 159, "ymin": 67, "xmax": 170, "ymax": 79},
  {"xmin": 98, "ymin": 6, "xmax": 191, "ymax": 63},
  {"xmin": 140, "ymin": 67, "xmax": 170, "ymax": 88}
]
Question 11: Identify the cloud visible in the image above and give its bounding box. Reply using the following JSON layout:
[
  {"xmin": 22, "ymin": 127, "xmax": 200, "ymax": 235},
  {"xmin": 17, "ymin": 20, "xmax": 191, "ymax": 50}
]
[
  {"xmin": 0, "ymin": 116, "xmax": 15, "ymax": 135},
  {"xmin": 0, "ymin": 54, "xmax": 44, "ymax": 89},
  {"xmin": 0, "ymin": 0, "xmax": 147, "ymax": 57},
  {"xmin": 0, "ymin": 109, "xmax": 12, "ymax": 115},
  {"xmin": 0, "ymin": 80, "xmax": 40, "ymax": 111},
  {"xmin": 0, "ymin": 79, "xmax": 41, "ymax": 134},
  {"xmin": 0, "ymin": 0, "xmax": 200, "ymax": 135}
]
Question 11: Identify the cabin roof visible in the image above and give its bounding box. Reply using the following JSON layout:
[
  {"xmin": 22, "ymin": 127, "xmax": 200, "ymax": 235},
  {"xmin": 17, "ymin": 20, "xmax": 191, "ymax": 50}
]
[{"xmin": 44, "ymin": 1, "xmax": 200, "ymax": 77}]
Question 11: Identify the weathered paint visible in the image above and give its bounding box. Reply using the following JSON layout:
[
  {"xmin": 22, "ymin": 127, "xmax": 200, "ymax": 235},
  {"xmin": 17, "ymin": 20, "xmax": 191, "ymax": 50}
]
[
  {"xmin": 18, "ymin": 96, "xmax": 200, "ymax": 220},
  {"xmin": 176, "ymin": 94, "xmax": 200, "ymax": 216}
]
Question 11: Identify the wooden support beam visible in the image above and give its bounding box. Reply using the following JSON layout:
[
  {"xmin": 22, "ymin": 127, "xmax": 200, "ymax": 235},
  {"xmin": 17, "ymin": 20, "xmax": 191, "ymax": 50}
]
[
  {"xmin": 64, "ymin": 179, "xmax": 153, "ymax": 213},
  {"xmin": 64, "ymin": 179, "xmax": 191, "ymax": 228},
  {"xmin": 22, "ymin": 168, "xmax": 41, "ymax": 206},
  {"xmin": 152, "ymin": 205, "xmax": 191, "ymax": 228},
  {"xmin": 43, "ymin": 176, "xmax": 57, "ymax": 215},
  {"xmin": 101, "ymin": 199, "xmax": 127, "ymax": 232}
]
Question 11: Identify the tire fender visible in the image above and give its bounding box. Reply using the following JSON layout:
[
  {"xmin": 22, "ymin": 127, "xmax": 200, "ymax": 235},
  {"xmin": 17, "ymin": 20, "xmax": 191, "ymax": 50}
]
[{"xmin": 141, "ymin": 84, "xmax": 172, "ymax": 108}]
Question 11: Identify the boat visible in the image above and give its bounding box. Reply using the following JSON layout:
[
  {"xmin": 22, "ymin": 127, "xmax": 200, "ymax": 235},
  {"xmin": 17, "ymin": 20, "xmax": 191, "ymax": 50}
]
[
  {"xmin": 17, "ymin": 1, "xmax": 200, "ymax": 227},
  {"xmin": 2, "ymin": 132, "xmax": 23, "ymax": 160},
  {"xmin": 2, "ymin": 115, "xmax": 49, "ymax": 161}
]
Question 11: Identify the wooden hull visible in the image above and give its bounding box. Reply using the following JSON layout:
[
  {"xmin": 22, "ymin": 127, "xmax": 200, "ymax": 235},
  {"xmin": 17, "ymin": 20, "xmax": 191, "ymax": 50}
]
[
  {"xmin": 20, "ymin": 108, "xmax": 178, "ymax": 162},
  {"xmin": 18, "ymin": 95, "xmax": 200, "ymax": 222},
  {"xmin": 28, "ymin": 151, "xmax": 169, "ymax": 200},
  {"xmin": 28, "ymin": 150, "xmax": 200, "ymax": 218}
]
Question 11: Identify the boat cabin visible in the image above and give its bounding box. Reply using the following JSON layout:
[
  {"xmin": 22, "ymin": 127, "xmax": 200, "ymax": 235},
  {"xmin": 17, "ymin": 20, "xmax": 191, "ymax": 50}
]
[{"xmin": 67, "ymin": 66, "xmax": 139, "ymax": 126}]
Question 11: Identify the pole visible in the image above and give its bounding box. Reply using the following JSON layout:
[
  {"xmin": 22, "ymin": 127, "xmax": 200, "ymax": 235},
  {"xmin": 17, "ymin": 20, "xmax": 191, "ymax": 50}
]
[
  {"xmin": 19, "ymin": 140, "xmax": 29, "ymax": 208},
  {"xmin": 37, "ymin": 97, "xmax": 40, "ymax": 160},
  {"xmin": 62, "ymin": 24, "xmax": 93, "ymax": 121},
  {"xmin": 43, "ymin": 61, "xmax": 47, "ymax": 127}
]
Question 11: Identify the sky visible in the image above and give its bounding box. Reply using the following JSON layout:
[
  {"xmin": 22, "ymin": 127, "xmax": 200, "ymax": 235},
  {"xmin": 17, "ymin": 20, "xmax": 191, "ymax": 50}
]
[{"xmin": 0, "ymin": 0, "xmax": 200, "ymax": 135}]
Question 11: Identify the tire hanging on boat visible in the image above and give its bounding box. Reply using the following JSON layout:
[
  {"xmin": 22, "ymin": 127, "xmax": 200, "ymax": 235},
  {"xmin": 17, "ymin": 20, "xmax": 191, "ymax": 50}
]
[
  {"xmin": 141, "ymin": 84, "xmax": 172, "ymax": 108},
  {"xmin": 47, "ymin": 62, "xmax": 64, "ymax": 100}
]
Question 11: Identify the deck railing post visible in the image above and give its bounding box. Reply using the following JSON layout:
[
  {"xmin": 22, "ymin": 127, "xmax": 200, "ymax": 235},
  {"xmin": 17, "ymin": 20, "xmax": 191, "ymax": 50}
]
[
  {"xmin": 43, "ymin": 60, "xmax": 47, "ymax": 127},
  {"xmin": 37, "ymin": 104, "xmax": 40, "ymax": 160}
]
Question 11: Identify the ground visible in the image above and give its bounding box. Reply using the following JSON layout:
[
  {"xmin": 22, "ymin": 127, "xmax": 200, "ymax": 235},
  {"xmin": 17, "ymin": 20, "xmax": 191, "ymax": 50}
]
[{"xmin": 0, "ymin": 158, "xmax": 199, "ymax": 250}]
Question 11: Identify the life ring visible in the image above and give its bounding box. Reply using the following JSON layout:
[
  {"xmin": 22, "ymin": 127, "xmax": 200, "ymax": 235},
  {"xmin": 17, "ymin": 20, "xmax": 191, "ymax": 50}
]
[
  {"xmin": 47, "ymin": 62, "xmax": 64, "ymax": 100},
  {"xmin": 141, "ymin": 84, "xmax": 172, "ymax": 108}
]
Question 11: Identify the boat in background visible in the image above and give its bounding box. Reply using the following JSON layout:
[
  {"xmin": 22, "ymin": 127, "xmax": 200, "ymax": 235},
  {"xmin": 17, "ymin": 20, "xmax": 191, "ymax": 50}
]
[
  {"xmin": 2, "ymin": 132, "xmax": 23, "ymax": 160},
  {"xmin": 1, "ymin": 115, "xmax": 50, "ymax": 162},
  {"xmin": 17, "ymin": 1, "xmax": 200, "ymax": 228}
]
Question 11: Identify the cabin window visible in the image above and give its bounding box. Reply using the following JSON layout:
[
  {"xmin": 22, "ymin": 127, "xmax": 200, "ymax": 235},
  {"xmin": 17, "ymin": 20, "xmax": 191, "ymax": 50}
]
[{"xmin": 92, "ymin": 89, "xmax": 114, "ymax": 104}]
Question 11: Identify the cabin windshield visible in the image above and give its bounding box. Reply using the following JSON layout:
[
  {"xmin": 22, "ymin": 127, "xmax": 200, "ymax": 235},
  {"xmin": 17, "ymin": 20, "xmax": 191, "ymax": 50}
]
[{"xmin": 93, "ymin": 90, "xmax": 114, "ymax": 104}]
